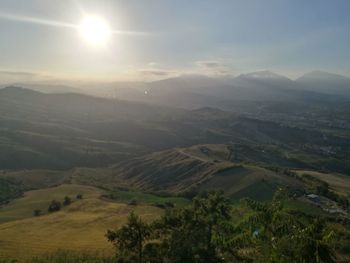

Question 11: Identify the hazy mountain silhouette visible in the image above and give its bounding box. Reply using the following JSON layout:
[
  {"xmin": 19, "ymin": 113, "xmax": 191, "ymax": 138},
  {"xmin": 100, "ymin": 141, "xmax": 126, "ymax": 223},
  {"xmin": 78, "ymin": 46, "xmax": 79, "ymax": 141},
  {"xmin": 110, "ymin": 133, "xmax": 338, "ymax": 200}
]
[
  {"xmin": 296, "ymin": 70, "xmax": 350, "ymax": 96},
  {"xmin": 3, "ymin": 70, "xmax": 349, "ymax": 111}
]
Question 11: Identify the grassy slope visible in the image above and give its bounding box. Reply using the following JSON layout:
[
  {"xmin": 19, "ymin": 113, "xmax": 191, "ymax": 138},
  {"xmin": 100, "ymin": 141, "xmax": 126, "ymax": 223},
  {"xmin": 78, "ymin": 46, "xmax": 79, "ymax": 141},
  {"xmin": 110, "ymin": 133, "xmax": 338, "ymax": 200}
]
[
  {"xmin": 0, "ymin": 184, "xmax": 162, "ymax": 260},
  {"xmin": 197, "ymin": 164, "xmax": 301, "ymax": 201},
  {"xmin": 0, "ymin": 184, "xmax": 101, "ymax": 223}
]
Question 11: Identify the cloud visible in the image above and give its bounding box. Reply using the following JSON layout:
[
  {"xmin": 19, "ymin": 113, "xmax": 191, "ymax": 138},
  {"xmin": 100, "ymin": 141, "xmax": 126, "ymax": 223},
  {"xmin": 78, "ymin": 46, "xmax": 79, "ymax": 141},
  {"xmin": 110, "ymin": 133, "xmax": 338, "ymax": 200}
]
[
  {"xmin": 195, "ymin": 60, "xmax": 222, "ymax": 68},
  {"xmin": 139, "ymin": 69, "xmax": 174, "ymax": 76},
  {"xmin": 0, "ymin": 12, "xmax": 151, "ymax": 37},
  {"xmin": 147, "ymin": 62, "xmax": 159, "ymax": 67},
  {"xmin": 137, "ymin": 62, "xmax": 179, "ymax": 80},
  {"xmin": 136, "ymin": 68, "xmax": 180, "ymax": 81},
  {"xmin": 0, "ymin": 70, "xmax": 54, "ymax": 84},
  {"xmin": 0, "ymin": 70, "xmax": 37, "ymax": 76},
  {"xmin": 195, "ymin": 60, "xmax": 232, "ymax": 75}
]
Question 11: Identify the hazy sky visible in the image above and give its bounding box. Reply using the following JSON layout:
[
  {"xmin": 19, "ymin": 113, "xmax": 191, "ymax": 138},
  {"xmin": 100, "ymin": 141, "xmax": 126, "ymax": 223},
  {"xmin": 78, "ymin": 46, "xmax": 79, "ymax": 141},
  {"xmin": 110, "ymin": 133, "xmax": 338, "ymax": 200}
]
[{"xmin": 0, "ymin": 0, "xmax": 349, "ymax": 81}]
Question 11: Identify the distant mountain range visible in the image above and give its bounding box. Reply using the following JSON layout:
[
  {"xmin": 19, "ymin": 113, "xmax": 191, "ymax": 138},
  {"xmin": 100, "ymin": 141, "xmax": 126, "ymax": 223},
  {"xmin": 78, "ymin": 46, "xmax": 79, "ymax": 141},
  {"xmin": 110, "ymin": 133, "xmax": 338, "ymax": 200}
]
[
  {"xmin": 82, "ymin": 70, "xmax": 350, "ymax": 109},
  {"xmin": 2, "ymin": 70, "xmax": 349, "ymax": 110}
]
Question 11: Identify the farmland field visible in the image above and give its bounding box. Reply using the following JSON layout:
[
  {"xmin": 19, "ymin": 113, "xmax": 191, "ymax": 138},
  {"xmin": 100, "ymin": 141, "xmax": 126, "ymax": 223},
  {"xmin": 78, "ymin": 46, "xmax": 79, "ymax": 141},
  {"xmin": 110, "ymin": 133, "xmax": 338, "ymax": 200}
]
[{"xmin": 0, "ymin": 184, "xmax": 162, "ymax": 260}]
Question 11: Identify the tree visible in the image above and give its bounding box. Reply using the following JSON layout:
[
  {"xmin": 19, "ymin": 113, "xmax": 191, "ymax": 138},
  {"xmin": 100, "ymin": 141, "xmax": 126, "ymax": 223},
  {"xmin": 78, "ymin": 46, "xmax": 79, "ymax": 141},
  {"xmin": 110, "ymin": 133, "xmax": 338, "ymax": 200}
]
[
  {"xmin": 106, "ymin": 212, "xmax": 151, "ymax": 263},
  {"xmin": 48, "ymin": 200, "xmax": 61, "ymax": 212},
  {"xmin": 240, "ymin": 189, "xmax": 336, "ymax": 262},
  {"xmin": 293, "ymin": 219, "xmax": 336, "ymax": 263},
  {"xmin": 153, "ymin": 191, "xmax": 235, "ymax": 262},
  {"xmin": 63, "ymin": 196, "xmax": 72, "ymax": 206}
]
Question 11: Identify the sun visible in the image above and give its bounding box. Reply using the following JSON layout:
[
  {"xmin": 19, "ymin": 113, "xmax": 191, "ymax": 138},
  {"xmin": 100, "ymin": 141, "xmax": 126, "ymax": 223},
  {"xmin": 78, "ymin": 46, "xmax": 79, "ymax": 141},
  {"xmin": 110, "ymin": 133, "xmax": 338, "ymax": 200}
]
[{"xmin": 79, "ymin": 15, "xmax": 111, "ymax": 46}]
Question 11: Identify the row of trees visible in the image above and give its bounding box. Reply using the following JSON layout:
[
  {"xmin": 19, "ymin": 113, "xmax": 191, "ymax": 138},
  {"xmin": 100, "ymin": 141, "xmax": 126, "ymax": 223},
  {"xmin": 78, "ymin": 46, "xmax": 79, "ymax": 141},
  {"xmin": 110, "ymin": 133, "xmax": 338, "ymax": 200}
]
[{"xmin": 107, "ymin": 190, "xmax": 338, "ymax": 263}]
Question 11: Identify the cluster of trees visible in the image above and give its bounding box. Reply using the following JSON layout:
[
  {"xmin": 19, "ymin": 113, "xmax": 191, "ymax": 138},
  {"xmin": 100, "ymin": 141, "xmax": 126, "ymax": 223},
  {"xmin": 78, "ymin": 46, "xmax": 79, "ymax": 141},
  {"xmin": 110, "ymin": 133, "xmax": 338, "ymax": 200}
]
[
  {"xmin": 33, "ymin": 194, "xmax": 83, "ymax": 216},
  {"xmin": 47, "ymin": 196, "xmax": 72, "ymax": 213},
  {"xmin": 106, "ymin": 190, "xmax": 339, "ymax": 263}
]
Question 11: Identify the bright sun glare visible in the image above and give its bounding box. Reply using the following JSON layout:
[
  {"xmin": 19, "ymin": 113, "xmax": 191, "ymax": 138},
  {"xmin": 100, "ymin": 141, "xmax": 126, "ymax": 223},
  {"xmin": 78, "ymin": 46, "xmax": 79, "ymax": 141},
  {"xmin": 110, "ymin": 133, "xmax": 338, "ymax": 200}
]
[{"xmin": 79, "ymin": 15, "xmax": 111, "ymax": 46}]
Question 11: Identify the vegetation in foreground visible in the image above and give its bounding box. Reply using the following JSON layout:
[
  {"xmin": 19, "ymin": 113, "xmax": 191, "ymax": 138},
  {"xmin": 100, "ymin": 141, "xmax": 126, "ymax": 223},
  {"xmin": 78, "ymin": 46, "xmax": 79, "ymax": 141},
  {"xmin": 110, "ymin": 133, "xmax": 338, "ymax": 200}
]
[
  {"xmin": 106, "ymin": 190, "xmax": 348, "ymax": 263},
  {"xmin": 2, "ymin": 190, "xmax": 349, "ymax": 263}
]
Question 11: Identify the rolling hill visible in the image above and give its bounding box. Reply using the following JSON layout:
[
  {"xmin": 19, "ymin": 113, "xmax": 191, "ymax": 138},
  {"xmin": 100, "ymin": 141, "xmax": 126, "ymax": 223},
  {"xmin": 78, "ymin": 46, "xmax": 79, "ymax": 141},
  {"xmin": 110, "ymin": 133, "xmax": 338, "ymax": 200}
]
[{"xmin": 67, "ymin": 144, "xmax": 304, "ymax": 201}]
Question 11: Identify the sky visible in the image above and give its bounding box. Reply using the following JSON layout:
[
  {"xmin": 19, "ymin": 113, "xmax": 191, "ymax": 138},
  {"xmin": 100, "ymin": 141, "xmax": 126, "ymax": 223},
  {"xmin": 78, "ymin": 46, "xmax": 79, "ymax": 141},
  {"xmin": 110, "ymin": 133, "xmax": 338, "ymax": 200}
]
[{"xmin": 0, "ymin": 0, "xmax": 349, "ymax": 82}]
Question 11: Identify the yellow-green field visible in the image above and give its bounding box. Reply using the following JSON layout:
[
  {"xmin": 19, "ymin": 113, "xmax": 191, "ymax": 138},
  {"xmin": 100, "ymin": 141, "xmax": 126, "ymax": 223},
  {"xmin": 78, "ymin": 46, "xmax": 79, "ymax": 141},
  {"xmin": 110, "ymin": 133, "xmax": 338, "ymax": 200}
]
[
  {"xmin": 295, "ymin": 170, "xmax": 350, "ymax": 196},
  {"xmin": 0, "ymin": 184, "xmax": 162, "ymax": 260}
]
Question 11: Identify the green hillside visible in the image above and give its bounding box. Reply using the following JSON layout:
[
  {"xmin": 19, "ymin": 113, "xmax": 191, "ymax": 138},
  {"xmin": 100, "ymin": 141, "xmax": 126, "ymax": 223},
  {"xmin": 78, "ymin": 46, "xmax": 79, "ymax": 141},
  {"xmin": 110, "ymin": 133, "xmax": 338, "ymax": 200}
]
[{"xmin": 68, "ymin": 144, "xmax": 304, "ymax": 201}]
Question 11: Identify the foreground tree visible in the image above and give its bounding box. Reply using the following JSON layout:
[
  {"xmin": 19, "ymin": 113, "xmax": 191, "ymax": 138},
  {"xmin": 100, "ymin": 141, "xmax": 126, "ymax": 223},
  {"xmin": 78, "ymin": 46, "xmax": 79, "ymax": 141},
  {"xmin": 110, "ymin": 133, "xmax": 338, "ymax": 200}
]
[
  {"xmin": 240, "ymin": 190, "xmax": 336, "ymax": 262},
  {"xmin": 153, "ymin": 191, "xmax": 235, "ymax": 262},
  {"xmin": 106, "ymin": 190, "xmax": 339, "ymax": 263},
  {"xmin": 106, "ymin": 212, "xmax": 151, "ymax": 263}
]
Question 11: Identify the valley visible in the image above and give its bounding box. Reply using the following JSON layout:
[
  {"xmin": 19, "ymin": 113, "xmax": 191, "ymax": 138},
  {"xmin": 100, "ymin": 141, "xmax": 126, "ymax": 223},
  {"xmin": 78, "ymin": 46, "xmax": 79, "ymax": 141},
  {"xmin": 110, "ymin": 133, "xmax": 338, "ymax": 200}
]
[{"xmin": 0, "ymin": 78, "xmax": 350, "ymax": 262}]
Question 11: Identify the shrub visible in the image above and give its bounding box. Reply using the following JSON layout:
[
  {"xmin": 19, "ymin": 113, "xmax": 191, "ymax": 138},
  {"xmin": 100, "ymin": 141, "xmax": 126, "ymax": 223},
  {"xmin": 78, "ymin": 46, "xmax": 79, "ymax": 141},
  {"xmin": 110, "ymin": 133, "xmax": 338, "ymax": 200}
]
[
  {"xmin": 33, "ymin": 209, "xmax": 42, "ymax": 217},
  {"xmin": 63, "ymin": 196, "xmax": 72, "ymax": 206},
  {"xmin": 48, "ymin": 200, "xmax": 61, "ymax": 213},
  {"xmin": 128, "ymin": 199, "xmax": 138, "ymax": 206}
]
